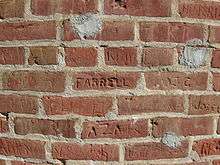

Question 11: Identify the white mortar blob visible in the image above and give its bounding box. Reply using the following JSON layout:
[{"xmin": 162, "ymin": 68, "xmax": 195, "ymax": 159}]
[
  {"xmin": 70, "ymin": 13, "xmax": 102, "ymax": 40},
  {"xmin": 179, "ymin": 39, "xmax": 209, "ymax": 68},
  {"xmin": 162, "ymin": 132, "xmax": 181, "ymax": 149}
]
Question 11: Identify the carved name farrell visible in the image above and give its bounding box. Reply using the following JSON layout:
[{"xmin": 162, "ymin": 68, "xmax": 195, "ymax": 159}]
[{"xmin": 73, "ymin": 72, "xmax": 139, "ymax": 90}]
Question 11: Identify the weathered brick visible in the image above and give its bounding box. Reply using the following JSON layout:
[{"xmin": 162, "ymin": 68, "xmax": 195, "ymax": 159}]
[
  {"xmin": 0, "ymin": 47, "xmax": 24, "ymax": 65},
  {"xmin": 104, "ymin": 47, "xmax": 137, "ymax": 66},
  {"xmin": 52, "ymin": 143, "xmax": 119, "ymax": 161},
  {"xmin": 213, "ymin": 160, "xmax": 220, "ymax": 165},
  {"xmin": 193, "ymin": 138, "xmax": 220, "ymax": 157},
  {"xmin": 2, "ymin": 71, "xmax": 65, "ymax": 92},
  {"xmin": 31, "ymin": 0, "xmax": 98, "ymax": 16},
  {"xmin": 151, "ymin": 162, "xmax": 209, "ymax": 165},
  {"xmin": 179, "ymin": 1, "xmax": 220, "ymax": 20},
  {"xmin": 140, "ymin": 22, "xmax": 204, "ymax": 43},
  {"xmin": 212, "ymin": 49, "xmax": 220, "ymax": 68},
  {"xmin": 209, "ymin": 26, "xmax": 220, "ymax": 43},
  {"xmin": 0, "ymin": 0, "xmax": 24, "ymax": 19},
  {"xmin": 11, "ymin": 161, "xmax": 51, "ymax": 165},
  {"xmin": 43, "ymin": 96, "xmax": 112, "ymax": 116},
  {"xmin": 73, "ymin": 72, "xmax": 139, "ymax": 90},
  {"xmin": 145, "ymin": 72, "xmax": 208, "ymax": 90},
  {"xmin": 141, "ymin": 47, "xmax": 174, "ymax": 67},
  {"xmin": 152, "ymin": 117, "xmax": 214, "ymax": 137},
  {"xmin": 65, "ymin": 47, "xmax": 97, "ymax": 67},
  {"xmin": 0, "ymin": 94, "xmax": 38, "ymax": 114},
  {"xmin": 0, "ymin": 116, "xmax": 8, "ymax": 133},
  {"xmin": 189, "ymin": 95, "xmax": 220, "ymax": 115},
  {"xmin": 104, "ymin": 0, "xmax": 171, "ymax": 17},
  {"xmin": 63, "ymin": 20, "xmax": 134, "ymax": 41},
  {"xmin": 82, "ymin": 119, "xmax": 149, "ymax": 139},
  {"xmin": 14, "ymin": 118, "xmax": 75, "ymax": 138},
  {"xmin": 29, "ymin": 47, "xmax": 58, "ymax": 65},
  {"xmin": 213, "ymin": 73, "xmax": 220, "ymax": 91},
  {"xmin": 118, "ymin": 96, "xmax": 184, "ymax": 115},
  {"xmin": 0, "ymin": 21, "xmax": 56, "ymax": 41},
  {"xmin": 125, "ymin": 141, "xmax": 189, "ymax": 160},
  {"xmin": 0, "ymin": 138, "xmax": 45, "ymax": 159}
]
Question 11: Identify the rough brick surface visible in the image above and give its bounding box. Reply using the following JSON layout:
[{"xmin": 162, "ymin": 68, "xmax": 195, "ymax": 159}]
[
  {"xmin": 1, "ymin": 0, "xmax": 220, "ymax": 164},
  {"xmin": 0, "ymin": 47, "xmax": 24, "ymax": 65},
  {"xmin": 52, "ymin": 143, "xmax": 119, "ymax": 161},
  {"xmin": 29, "ymin": 47, "xmax": 58, "ymax": 65}
]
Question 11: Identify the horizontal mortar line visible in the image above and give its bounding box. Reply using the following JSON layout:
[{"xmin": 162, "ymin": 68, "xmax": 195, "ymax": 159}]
[{"xmin": 1, "ymin": 89, "xmax": 220, "ymax": 97}]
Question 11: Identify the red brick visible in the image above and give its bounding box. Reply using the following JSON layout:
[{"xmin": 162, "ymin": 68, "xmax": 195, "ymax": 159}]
[
  {"xmin": 189, "ymin": 95, "xmax": 220, "ymax": 115},
  {"xmin": 29, "ymin": 47, "xmax": 58, "ymax": 65},
  {"xmin": 14, "ymin": 118, "xmax": 75, "ymax": 138},
  {"xmin": 0, "ymin": 47, "xmax": 24, "ymax": 65},
  {"xmin": 65, "ymin": 47, "xmax": 97, "ymax": 67},
  {"xmin": 104, "ymin": 0, "xmax": 171, "ymax": 17},
  {"xmin": 52, "ymin": 142, "xmax": 119, "ymax": 161},
  {"xmin": 125, "ymin": 141, "xmax": 189, "ymax": 160},
  {"xmin": 212, "ymin": 50, "xmax": 220, "ymax": 68},
  {"xmin": 31, "ymin": 0, "xmax": 98, "ymax": 16},
  {"xmin": 152, "ymin": 163, "xmax": 209, "ymax": 165},
  {"xmin": 209, "ymin": 26, "xmax": 220, "ymax": 43},
  {"xmin": 152, "ymin": 117, "xmax": 214, "ymax": 137},
  {"xmin": 140, "ymin": 22, "xmax": 204, "ymax": 43},
  {"xmin": 0, "ymin": 21, "xmax": 56, "ymax": 41},
  {"xmin": 179, "ymin": 1, "xmax": 220, "ymax": 20},
  {"xmin": 118, "ymin": 95, "xmax": 184, "ymax": 115},
  {"xmin": 213, "ymin": 160, "xmax": 220, "ymax": 165},
  {"xmin": 0, "ymin": 116, "xmax": 8, "ymax": 133},
  {"xmin": 63, "ymin": 21, "xmax": 134, "ymax": 41},
  {"xmin": 73, "ymin": 72, "xmax": 139, "ymax": 90},
  {"xmin": 104, "ymin": 47, "xmax": 137, "ymax": 66},
  {"xmin": 2, "ymin": 71, "xmax": 65, "ymax": 92},
  {"xmin": 0, "ymin": 94, "xmax": 38, "ymax": 114},
  {"xmin": 0, "ymin": 160, "xmax": 6, "ymax": 165},
  {"xmin": 145, "ymin": 72, "xmax": 208, "ymax": 90},
  {"xmin": 0, "ymin": 0, "xmax": 24, "ymax": 19},
  {"xmin": 43, "ymin": 96, "xmax": 112, "ymax": 117},
  {"xmin": 193, "ymin": 138, "xmax": 220, "ymax": 157},
  {"xmin": 82, "ymin": 119, "xmax": 149, "ymax": 139},
  {"xmin": 213, "ymin": 73, "xmax": 220, "ymax": 91},
  {"xmin": 217, "ymin": 119, "xmax": 220, "ymax": 135},
  {"xmin": 0, "ymin": 138, "xmax": 45, "ymax": 159},
  {"xmin": 142, "ymin": 47, "xmax": 174, "ymax": 67}
]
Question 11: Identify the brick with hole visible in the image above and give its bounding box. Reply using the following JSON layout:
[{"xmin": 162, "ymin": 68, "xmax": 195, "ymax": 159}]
[
  {"xmin": 140, "ymin": 22, "xmax": 204, "ymax": 43},
  {"xmin": 104, "ymin": 0, "xmax": 171, "ymax": 17},
  {"xmin": 0, "ymin": 0, "xmax": 25, "ymax": 19},
  {"xmin": 118, "ymin": 95, "xmax": 184, "ymax": 115},
  {"xmin": 179, "ymin": 0, "xmax": 220, "ymax": 20},
  {"xmin": 0, "ymin": 21, "xmax": 56, "ymax": 41},
  {"xmin": 43, "ymin": 96, "xmax": 112, "ymax": 117},
  {"xmin": 189, "ymin": 95, "xmax": 220, "ymax": 115},
  {"xmin": 0, "ymin": 116, "xmax": 9, "ymax": 133},
  {"xmin": 152, "ymin": 117, "xmax": 214, "ymax": 137},
  {"xmin": 193, "ymin": 138, "xmax": 220, "ymax": 157},
  {"xmin": 0, "ymin": 138, "xmax": 45, "ymax": 159},
  {"xmin": 63, "ymin": 20, "xmax": 134, "ymax": 41},
  {"xmin": 125, "ymin": 141, "xmax": 189, "ymax": 160},
  {"xmin": 0, "ymin": 47, "xmax": 24, "ymax": 65},
  {"xmin": 14, "ymin": 118, "xmax": 76, "ymax": 138},
  {"xmin": 104, "ymin": 47, "xmax": 137, "ymax": 66},
  {"xmin": 82, "ymin": 119, "xmax": 149, "ymax": 139},
  {"xmin": 145, "ymin": 72, "xmax": 208, "ymax": 91},
  {"xmin": 31, "ymin": 0, "xmax": 98, "ymax": 16},
  {"xmin": 73, "ymin": 72, "xmax": 139, "ymax": 90},
  {"xmin": 52, "ymin": 143, "xmax": 119, "ymax": 161},
  {"xmin": 0, "ymin": 94, "xmax": 38, "ymax": 114},
  {"xmin": 65, "ymin": 47, "xmax": 97, "ymax": 67},
  {"xmin": 141, "ymin": 47, "xmax": 174, "ymax": 67},
  {"xmin": 29, "ymin": 47, "xmax": 58, "ymax": 65},
  {"xmin": 2, "ymin": 71, "xmax": 65, "ymax": 92}
]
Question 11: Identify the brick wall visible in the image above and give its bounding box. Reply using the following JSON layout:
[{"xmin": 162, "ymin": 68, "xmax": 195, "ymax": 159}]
[{"xmin": 0, "ymin": 0, "xmax": 220, "ymax": 165}]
